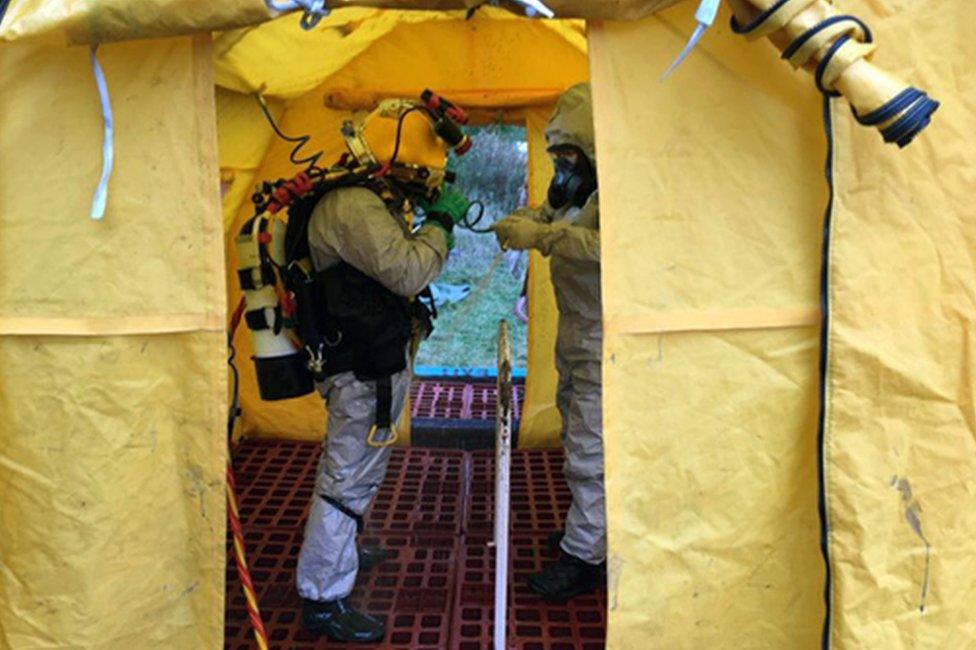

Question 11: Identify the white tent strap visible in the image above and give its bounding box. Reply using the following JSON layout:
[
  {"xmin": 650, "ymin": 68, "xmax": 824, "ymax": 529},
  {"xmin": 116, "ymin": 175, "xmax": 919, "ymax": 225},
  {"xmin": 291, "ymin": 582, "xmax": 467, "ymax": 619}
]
[
  {"xmin": 89, "ymin": 45, "xmax": 114, "ymax": 221},
  {"xmin": 265, "ymin": 0, "xmax": 331, "ymax": 30}
]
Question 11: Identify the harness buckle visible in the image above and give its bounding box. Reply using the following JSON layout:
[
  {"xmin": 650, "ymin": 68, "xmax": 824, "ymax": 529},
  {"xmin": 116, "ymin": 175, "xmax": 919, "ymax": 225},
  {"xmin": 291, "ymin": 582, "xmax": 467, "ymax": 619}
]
[
  {"xmin": 367, "ymin": 423, "xmax": 398, "ymax": 448},
  {"xmin": 305, "ymin": 343, "xmax": 326, "ymax": 375}
]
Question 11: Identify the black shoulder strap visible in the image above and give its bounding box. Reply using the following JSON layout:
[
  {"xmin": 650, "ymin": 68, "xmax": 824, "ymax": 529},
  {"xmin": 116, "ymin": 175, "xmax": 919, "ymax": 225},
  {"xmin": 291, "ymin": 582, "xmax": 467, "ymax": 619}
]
[
  {"xmin": 282, "ymin": 170, "xmax": 380, "ymax": 265},
  {"xmin": 283, "ymin": 184, "xmax": 329, "ymax": 265}
]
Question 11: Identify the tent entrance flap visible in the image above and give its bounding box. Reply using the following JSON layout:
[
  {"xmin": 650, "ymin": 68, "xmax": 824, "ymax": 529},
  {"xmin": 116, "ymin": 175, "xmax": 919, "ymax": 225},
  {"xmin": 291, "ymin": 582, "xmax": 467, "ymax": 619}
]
[{"xmin": 0, "ymin": 35, "xmax": 227, "ymax": 649}]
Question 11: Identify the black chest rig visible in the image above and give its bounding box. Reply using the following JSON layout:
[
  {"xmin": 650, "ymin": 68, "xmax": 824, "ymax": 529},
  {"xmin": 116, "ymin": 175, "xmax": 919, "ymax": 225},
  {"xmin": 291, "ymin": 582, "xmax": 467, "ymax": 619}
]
[{"xmin": 236, "ymin": 170, "xmax": 436, "ymax": 413}]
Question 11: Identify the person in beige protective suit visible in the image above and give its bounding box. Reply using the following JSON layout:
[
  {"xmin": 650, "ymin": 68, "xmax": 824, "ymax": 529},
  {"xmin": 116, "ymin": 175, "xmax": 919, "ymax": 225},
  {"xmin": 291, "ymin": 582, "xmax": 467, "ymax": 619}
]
[
  {"xmin": 491, "ymin": 83, "xmax": 603, "ymax": 603},
  {"xmin": 295, "ymin": 102, "xmax": 470, "ymax": 642}
]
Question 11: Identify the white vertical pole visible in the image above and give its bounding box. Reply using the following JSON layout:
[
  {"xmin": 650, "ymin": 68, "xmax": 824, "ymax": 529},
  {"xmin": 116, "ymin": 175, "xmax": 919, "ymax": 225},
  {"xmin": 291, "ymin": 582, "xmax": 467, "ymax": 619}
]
[{"xmin": 494, "ymin": 320, "xmax": 513, "ymax": 650}]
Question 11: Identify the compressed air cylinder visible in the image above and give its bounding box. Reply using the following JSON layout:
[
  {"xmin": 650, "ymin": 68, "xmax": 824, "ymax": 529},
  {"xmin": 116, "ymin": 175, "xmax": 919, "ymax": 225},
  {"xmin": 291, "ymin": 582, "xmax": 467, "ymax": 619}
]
[{"xmin": 235, "ymin": 216, "xmax": 313, "ymax": 400}]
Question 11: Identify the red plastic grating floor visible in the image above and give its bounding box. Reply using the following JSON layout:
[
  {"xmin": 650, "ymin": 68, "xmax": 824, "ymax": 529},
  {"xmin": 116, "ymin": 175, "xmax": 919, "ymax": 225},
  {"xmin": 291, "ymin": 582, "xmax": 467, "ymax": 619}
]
[
  {"xmin": 226, "ymin": 440, "xmax": 606, "ymax": 649},
  {"xmin": 410, "ymin": 380, "xmax": 524, "ymax": 421},
  {"xmin": 466, "ymin": 449, "xmax": 572, "ymax": 535},
  {"xmin": 234, "ymin": 446, "xmax": 466, "ymax": 533},
  {"xmin": 452, "ymin": 535, "xmax": 607, "ymax": 650},
  {"xmin": 226, "ymin": 529, "xmax": 457, "ymax": 649}
]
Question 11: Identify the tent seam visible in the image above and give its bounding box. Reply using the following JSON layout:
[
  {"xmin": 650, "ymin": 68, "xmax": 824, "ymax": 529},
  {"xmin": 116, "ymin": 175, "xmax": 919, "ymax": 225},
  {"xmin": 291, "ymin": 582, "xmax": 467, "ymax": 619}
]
[{"xmin": 816, "ymin": 95, "xmax": 837, "ymax": 650}]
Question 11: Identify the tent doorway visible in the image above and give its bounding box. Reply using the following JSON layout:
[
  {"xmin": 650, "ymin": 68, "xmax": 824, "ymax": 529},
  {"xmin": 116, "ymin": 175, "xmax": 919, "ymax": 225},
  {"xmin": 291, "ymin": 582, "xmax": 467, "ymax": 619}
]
[{"xmin": 415, "ymin": 123, "xmax": 530, "ymax": 377}]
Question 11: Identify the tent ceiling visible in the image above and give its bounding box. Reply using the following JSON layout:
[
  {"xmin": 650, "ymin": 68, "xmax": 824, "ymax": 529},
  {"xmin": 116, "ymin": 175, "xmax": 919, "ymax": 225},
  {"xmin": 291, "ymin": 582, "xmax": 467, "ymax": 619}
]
[
  {"xmin": 214, "ymin": 9, "xmax": 585, "ymax": 100},
  {"xmin": 0, "ymin": 0, "xmax": 679, "ymax": 44}
]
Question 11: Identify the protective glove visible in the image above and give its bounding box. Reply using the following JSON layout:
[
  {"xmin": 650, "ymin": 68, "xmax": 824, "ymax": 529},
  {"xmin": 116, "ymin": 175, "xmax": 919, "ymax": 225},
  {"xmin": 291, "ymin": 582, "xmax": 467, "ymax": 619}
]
[
  {"xmin": 490, "ymin": 214, "xmax": 550, "ymax": 251},
  {"xmin": 420, "ymin": 187, "xmax": 470, "ymax": 229}
]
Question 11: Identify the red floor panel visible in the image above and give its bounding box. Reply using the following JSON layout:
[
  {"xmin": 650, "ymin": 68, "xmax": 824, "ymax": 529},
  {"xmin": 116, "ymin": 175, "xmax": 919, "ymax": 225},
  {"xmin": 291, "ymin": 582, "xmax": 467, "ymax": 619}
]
[
  {"xmin": 369, "ymin": 447, "xmax": 465, "ymax": 535},
  {"xmin": 410, "ymin": 380, "xmax": 524, "ymax": 421},
  {"xmin": 452, "ymin": 534, "xmax": 607, "ymax": 650},
  {"xmin": 466, "ymin": 449, "xmax": 572, "ymax": 534},
  {"xmin": 226, "ymin": 440, "xmax": 605, "ymax": 649},
  {"xmin": 232, "ymin": 442, "xmax": 465, "ymax": 534},
  {"xmin": 226, "ymin": 528, "xmax": 457, "ymax": 649}
]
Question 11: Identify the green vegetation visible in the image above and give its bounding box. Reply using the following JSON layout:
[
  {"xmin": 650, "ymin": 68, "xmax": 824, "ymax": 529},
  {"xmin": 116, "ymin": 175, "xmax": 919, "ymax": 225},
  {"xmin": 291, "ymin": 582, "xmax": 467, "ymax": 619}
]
[{"xmin": 415, "ymin": 124, "xmax": 529, "ymax": 369}]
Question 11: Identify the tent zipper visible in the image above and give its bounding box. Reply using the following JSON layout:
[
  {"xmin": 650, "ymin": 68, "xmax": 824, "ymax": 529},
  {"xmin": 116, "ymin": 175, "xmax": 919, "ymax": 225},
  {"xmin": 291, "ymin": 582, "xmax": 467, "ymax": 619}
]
[{"xmin": 816, "ymin": 95, "xmax": 837, "ymax": 650}]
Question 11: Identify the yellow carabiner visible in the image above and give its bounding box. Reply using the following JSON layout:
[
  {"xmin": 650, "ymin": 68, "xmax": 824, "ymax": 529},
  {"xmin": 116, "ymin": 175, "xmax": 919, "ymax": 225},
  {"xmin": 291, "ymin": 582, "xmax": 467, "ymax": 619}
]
[{"xmin": 367, "ymin": 422, "xmax": 398, "ymax": 448}]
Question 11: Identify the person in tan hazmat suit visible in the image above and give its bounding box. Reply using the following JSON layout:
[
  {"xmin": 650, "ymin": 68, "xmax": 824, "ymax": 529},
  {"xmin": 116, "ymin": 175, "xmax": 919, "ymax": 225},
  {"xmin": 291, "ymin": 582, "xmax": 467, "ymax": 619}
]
[{"xmin": 491, "ymin": 83, "xmax": 604, "ymax": 603}]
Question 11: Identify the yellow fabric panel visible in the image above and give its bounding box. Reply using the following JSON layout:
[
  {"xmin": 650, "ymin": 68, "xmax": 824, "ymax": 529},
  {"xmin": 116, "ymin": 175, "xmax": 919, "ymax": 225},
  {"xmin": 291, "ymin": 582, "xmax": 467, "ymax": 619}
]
[
  {"xmin": 214, "ymin": 8, "xmax": 390, "ymax": 98},
  {"xmin": 0, "ymin": 36, "xmax": 226, "ymax": 649},
  {"xmin": 0, "ymin": 334, "xmax": 226, "ymax": 650},
  {"xmin": 604, "ymin": 331, "xmax": 823, "ymax": 647},
  {"xmin": 216, "ymin": 88, "xmax": 283, "ymax": 228},
  {"xmin": 323, "ymin": 0, "xmax": 685, "ymax": 20},
  {"xmin": 593, "ymin": 17, "xmax": 826, "ymax": 325},
  {"xmin": 221, "ymin": 168, "xmax": 260, "ymax": 230},
  {"xmin": 0, "ymin": 0, "xmax": 270, "ymax": 44},
  {"xmin": 518, "ymin": 106, "xmax": 563, "ymax": 447},
  {"xmin": 0, "ymin": 0, "xmax": 681, "ymax": 45},
  {"xmin": 0, "ymin": 37, "xmax": 225, "ymax": 332},
  {"xmin": 824, "ymin": 1, "xmax": 976, "ymax": 645},
  {"xmin": 318, "ymin": 14, "xmax": 587, "ymax": 104},
  {"xmin": 590, "ymin": 3, "xmax": 827, "ymax": 645},
  {"xmin": 217, "ymin": 87, "xmax": 282, "ymax": 170},
  {"xmin": 214, "ymin": 9, "xmax": 585, "ymax": 100}
]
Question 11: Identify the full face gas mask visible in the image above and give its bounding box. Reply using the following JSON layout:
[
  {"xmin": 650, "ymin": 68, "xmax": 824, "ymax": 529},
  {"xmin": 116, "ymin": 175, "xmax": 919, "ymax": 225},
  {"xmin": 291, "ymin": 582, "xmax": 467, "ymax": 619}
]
[{"xmin": 547, "ymin": 144, "xmax": 597, "ymax": 210}]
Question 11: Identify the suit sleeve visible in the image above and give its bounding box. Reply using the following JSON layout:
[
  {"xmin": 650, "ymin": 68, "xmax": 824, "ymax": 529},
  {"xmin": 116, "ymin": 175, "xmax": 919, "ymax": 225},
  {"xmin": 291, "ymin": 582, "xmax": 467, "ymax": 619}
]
[
  {"xmin": 537, "ymin": 193, "xmax": 600, "ymax": 262},
  {"xmin": 309, "ymin": 187, "xmax": 449, "ymax": 297},
  {"xmin": 539, "ymin": 221, "xmax": 600, "ymax": 262}
]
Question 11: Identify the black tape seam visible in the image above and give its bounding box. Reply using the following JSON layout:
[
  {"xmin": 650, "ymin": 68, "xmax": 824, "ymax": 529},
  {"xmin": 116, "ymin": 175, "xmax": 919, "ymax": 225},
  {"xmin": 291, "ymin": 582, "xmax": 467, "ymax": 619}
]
[{"xmin": 816, "ymin": 96, "xmax": 836, "ymax": 650}]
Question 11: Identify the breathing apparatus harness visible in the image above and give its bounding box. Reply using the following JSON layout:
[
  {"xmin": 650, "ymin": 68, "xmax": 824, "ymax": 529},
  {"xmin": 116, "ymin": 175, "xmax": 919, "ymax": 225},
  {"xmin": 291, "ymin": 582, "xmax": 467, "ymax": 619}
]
[{"xmin": 236, "ymin": 90, "xmax": 472, "ymax": 448}]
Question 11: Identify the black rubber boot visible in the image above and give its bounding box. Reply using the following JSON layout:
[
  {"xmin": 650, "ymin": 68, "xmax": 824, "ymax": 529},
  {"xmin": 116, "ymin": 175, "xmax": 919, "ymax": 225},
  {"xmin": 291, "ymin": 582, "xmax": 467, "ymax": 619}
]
[
  {"xmin": 527, "ymin": 552, "xmax": 603, "ymax": 604},
  {"xmin": 546, "ymin": 530, "xmax": 565, "ymax": 551},
  {"xmin": 300, "ymin": 598, "xmax": 385, "ymax": 643},
  {"xmin": 358, "ymin": 544, "xmax": 395, "ymax": 571}
]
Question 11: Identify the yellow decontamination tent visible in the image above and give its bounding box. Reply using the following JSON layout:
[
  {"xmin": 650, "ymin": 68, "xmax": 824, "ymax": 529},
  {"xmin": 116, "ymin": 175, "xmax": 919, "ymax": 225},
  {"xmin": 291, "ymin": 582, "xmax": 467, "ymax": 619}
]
[{"xmin": 1, "ymin": 0, "xmax": 974, "ymax": 648}]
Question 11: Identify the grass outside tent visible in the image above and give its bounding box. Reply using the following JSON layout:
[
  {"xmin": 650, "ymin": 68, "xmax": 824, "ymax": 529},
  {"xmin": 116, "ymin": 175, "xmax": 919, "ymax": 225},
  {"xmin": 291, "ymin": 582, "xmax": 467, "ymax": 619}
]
[{"xmin": 415, "ymin": 124, "xmax": 530, "ymax": 369}]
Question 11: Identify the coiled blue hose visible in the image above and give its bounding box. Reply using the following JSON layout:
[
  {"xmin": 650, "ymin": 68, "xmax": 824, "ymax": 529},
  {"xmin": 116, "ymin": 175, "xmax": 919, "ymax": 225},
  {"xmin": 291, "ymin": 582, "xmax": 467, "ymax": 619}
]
[{"xmin": 733, "ymin": 2, "xmax": 938, "ymax": 148}]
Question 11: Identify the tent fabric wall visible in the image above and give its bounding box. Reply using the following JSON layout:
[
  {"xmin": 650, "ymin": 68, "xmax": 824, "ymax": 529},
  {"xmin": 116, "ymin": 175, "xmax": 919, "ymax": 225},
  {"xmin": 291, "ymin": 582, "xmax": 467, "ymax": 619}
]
[
  {"xmin": 822, "ymin": 1, "xmax": 976, "ymax": 645},
  {"xmin": 0, "ymin": 0, "xmax": 272, "ymax": 44},
  {"xmin": 1, "ymin": 2, "xmax": 968, "ymax": 648},
  {"xmin": 518, "ymin": 106, "xmax": 563, "ymax": 447},
  {"xmin": 216, "ymin": 87, "xmax": 283, "ymax": 229},
  {"xmin": 214, "ymin": 8, "xmax": 584, "ymax": 100},
  {"xmin": 318, "ymin": 0, "xmax": 684, "ymax": 20},
  {"xmin": 218, "ymin": 12, "xmax": 587, "ymax": 445},
  {"xmin": 0, "ymin": 36, "xmax": 226, "ymax": 649},
  {"xmin": 592, "ymin": 0, "xmax": 976, "ymax": 647},
  {"xmin": 590, "ymin": 4, "xmax": 827, "ymax": 646},
  {"xmin": 0, "ymin": 0, "xmax": 680, "ymax": 44}
]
